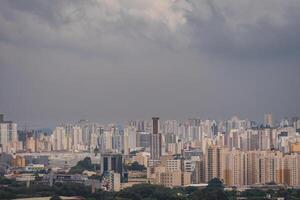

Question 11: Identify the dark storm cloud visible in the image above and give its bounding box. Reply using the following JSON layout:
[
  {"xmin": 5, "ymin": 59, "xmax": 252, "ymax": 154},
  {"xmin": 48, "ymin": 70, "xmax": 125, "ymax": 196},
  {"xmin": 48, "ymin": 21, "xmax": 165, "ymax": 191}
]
[
  {"xmin": 0, "ymin": 0, "xmax": 299, "ymax": 128},
  {"xmin": 187, "ymin": 1, "xmax": 300, "ymax": 60}
]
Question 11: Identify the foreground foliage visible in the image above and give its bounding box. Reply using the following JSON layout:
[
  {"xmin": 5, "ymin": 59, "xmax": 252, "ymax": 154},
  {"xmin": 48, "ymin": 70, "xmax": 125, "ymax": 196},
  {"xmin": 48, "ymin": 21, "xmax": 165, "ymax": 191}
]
[{"xmin": 0, "ymin": 177, "xmax": 299, "ymax": 200}]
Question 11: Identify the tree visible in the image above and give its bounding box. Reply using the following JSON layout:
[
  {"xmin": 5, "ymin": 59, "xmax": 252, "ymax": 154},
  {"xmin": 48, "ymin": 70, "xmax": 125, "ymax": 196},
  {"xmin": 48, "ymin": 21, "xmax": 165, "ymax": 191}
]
[
  {"xmin": 207, "ymin": 178, "xmax": 224, "ymax": 189},
  {"xmin": 50, "ymin": 195, "xmax": 62, "ymax": 200},
  {"xmin": 225, "ymin": 190, "xmax": 237, "ymax": 200},
  {"xmin": 69, "ymin": 157, "xmax": 99, "ymax": 174},
  {"xmin": 191, "ymin": 178, "xmax": 227, "ymax": 200},
  {"xmin": 115, "ymin": 184, "xmax": 185, "ymax": 200},
  {"xmin": 53, "ymin": 182, "xmax": 90, "ymax": 196},
  {"xmin": 240, "ymin": 189, "xmax": 266, "ymax": 198},
  {"xmin": 191, "ymin": 188, "xmax": 228, "ymax": 200}
]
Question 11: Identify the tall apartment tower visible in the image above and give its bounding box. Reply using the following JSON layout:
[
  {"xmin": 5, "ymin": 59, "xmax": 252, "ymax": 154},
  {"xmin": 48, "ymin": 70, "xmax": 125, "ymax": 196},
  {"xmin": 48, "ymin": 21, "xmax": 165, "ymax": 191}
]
[
  {"xmin": 51, "ymin": 127, "xmax": 66, "ymax": 151},
  {"xmin": 0, "ymin": 114, "xmax": 18, "ymax": 153},
  {"xmin": 205, "ymin": 145, "xmax": 222, "ymax": 182},
  {"xmin": 264, "ymin": 113, "xmax": 273, "ymax": 128},
  {"xmin": 150, "ymin": 117, "xmax": 162, "ymax": 160}
]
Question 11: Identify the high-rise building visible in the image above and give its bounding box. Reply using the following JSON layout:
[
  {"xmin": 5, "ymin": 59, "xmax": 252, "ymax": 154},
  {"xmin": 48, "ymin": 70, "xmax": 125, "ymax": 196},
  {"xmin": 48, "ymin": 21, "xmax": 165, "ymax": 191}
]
[
  {"xmin": 136, "ymin": 131, "xmax": 150, "ymax": 148},
  {"xmin": 228, "ymin": 129, "xmax": 240, "ymax": 150},
  {"xmin": 282, "ymin": 153, "xmax": 300, "ymax": 186},
  {"xmin": 100, "ymin": 152, "xmax": 124, "ymax": 175},
  {"xmin": 222, "ymin": 149, "xmax": 245, "ymax": 186},
  {"xmin": 294, "ymin": 119, "xmax": 300, "ymax": 131},
  {"xmin": 123, "ymin": 126, "xmax": 137, "ymax": 155},
  {"xmin": 103, "ymin": 130, "xmax": 113, "ymax": 151},
  {"xmin": 244, "ymin": 151, "xmax": 259, "ymax": 185},
  {"xmin": 73, "ymin": 125, "xmax": 83, "ymax": 151},
  {"xmin": 205, "ymin": 145, "xmax": 222, "ymax": 182},
  {"xmin": 152, "ymin": 117, "xmax": 159, "ymax": 135},
  {"xmin": 51, "ymin": 127, "xmax": 67, "ymax": 151},
  {"xmin": 150, "ymin": 117, "xmax": 162, "ymax": 160},
  {"xmin": 192, "ymin": 160, "xmax": 205, "ymax": 184},
  {"xmin": 264, "ymin": 113, "xmax": 273, "ymax": 128},
  {"xmin": 0, "ymin": 116, "xmax": 18, "ymax": 153},
  {"xmin": 163, "ymin": 120, "xmax": 178, "ymax": 135}
]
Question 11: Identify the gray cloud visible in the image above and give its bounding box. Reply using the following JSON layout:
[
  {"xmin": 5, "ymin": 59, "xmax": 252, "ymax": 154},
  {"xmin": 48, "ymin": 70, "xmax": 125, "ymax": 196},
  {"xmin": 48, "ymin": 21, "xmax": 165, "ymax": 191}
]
[{"xmin": 0, "ymin": 0, "xmax": 300, "ymax": 128}]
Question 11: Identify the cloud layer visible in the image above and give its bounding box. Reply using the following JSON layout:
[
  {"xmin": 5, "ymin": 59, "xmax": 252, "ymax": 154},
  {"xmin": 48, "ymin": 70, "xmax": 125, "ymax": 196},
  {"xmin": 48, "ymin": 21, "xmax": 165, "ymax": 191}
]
[{"xmin": 0, "ymin": 0, "xmax": 300, "ymax": 127}]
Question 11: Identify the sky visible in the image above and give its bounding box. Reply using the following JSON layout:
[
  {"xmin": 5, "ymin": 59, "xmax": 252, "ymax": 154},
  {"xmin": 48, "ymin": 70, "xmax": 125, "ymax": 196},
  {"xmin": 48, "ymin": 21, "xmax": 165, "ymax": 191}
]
[{"xmin": 0, "ymin": 0, "xmax": 300, "ymax": 128}]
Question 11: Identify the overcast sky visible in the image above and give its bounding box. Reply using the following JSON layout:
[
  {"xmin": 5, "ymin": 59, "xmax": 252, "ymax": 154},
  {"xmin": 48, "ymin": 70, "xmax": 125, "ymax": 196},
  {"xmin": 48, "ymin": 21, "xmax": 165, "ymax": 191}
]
[{"xmin": 0, "ymin": 0, "xmax": 300, "ymax": 128}]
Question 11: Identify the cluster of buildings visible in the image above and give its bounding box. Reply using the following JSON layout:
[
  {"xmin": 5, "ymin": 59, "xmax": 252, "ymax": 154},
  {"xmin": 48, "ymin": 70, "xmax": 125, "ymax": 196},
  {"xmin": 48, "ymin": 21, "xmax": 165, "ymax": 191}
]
[
  {"xmin": 1, "ymin": 113, "xmax": 300, "ymax": 190},
  {"xmin": 94, "ymin": 115, "xmax": 300, "ymax": 190}
]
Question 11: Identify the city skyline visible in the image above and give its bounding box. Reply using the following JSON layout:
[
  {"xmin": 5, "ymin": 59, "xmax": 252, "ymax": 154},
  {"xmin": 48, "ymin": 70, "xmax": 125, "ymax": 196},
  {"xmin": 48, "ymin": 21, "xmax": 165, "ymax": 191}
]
[
  {"xmin": 1, "ymin": 0, "xmax": 300, "ymax": 128},
  {"xmin": 1, "ymin": 1, "xmax": 300, "ymax": 197},
  {"xmin": 0, "ymin": 112, "xmax": 296, "ymax": 130},
  {"xmin": 1, "ymin": 114, "xmax": 300, "ymax": 190}
]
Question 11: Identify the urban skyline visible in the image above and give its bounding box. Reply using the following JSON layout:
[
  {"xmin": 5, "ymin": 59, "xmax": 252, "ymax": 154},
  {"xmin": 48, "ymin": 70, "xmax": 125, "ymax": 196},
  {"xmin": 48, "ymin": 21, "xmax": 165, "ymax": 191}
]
[
  {"xmin": 0, "ymin": 112, "xmax": 296, "ymax": 130},
  {"xmin": 1, "ymin": 113, "xmax": 300, "ymax": 191},
  {"xmin": 1, "ymin": 0, "xmax": 300, "ymax": 198}
]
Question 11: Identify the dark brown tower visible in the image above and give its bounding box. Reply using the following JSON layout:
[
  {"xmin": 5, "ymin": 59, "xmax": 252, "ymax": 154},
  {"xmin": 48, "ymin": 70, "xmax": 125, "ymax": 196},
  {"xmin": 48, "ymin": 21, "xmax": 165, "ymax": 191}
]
[
  {"xmin": 152, "ymin": 117, "xmax": 159, "ymax": 134},
  {"xmin": 150, "ymin": 117, "xmax": 161, "ymax": 160}
]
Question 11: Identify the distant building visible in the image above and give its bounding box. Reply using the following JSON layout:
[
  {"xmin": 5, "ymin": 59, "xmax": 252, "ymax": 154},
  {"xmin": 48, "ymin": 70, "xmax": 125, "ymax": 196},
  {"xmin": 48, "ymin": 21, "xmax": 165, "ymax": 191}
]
[
  {"xmin": 0, "ymin": 114, "xmax": 18, "ymax": 153},
  {"xmin": 51, "ymin": 127, "xmax": 67, "ymax": 151},
  {"xmin": 290, "ymin": 143, "xmax": 300, "ymax": 153},
  {"xmin": 123, "ymin": 126, "xmax": 137, "ymax": 155},
  {"xmin": 100, "ymin": 152, "xmax": 124, "ymax": 179},
  {"xmin": 150, "ymin": 117, "xmax": 162, "ymax": 160},
  {"xmin": 136, "ymin": 131, "xmax": 150, "ymax": 148},
  {"xmin": 12, "ymin": 155, "xmax": 26, "ymax": 167},
  {"xmin": 205, "ymin": 145, "xmax": 222, "ymax": 182},
  {"xmin": 42, "ymin": 173, "xmax": 88, "ymax": 185},
  {"xmin": 24, "ymin": 155, "xmax": 49, "ymax": 166},
  {"xmin": 72, "ymin": 125, "xmax": 83, "ymax": 151},
  {"xmin": 108, "ymin": 171, "xmax": 121, "ymax": 191},
  {"xmin": 264, "ymin": 113, "xmax": 273, "ymax": 128},
  {"xmin": 132, "ymin": 152, "xmax": 150, "ymax": 167}
]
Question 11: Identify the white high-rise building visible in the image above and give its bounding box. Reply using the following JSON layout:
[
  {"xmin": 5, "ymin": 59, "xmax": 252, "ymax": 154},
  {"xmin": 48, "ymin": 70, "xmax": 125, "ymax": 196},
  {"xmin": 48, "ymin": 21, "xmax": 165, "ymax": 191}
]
[
  {"xmin": 0, "ymin": 122, "xmax": 18, "ymax": 153},
  {"xmin": 51, "ymin": 126, "xmax": 67, "ymax": 151},
  {"xmin": 73, "ymin": 125, "xmax": 83, "ymax": 151},
  {"xmin": 103, "ymin": 130, "xmax": 113, "ymax": 151},
  {"xmin": 123, "ymin": 126, "xmax": 137, "ymax": 155},
  {"xmin": 264, "ymin": 113, "xmax": 273, "ymax": 128},
  {"xmin": 163, "ymin": 120, "xmax": 178, "ymax": 135}
]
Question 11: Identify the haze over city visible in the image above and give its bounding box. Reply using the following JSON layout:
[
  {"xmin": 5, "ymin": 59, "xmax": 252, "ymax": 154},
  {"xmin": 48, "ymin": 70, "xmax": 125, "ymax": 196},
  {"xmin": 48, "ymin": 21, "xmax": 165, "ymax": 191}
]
[{"xmin": 1, "ymin": 0, "xmax": 300, "ymax": 128}]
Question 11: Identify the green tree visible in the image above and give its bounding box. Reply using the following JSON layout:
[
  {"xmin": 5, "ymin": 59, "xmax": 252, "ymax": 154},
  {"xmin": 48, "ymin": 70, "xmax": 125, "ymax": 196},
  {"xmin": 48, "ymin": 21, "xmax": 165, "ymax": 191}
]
[
  {"xmin": 240, "ymin": 189, "xmax": 266, "ymax": 199},
  {"xmin": 191, "ymin": 188, "xmax": 228, "ymax": 200},
  {"xmin": 191, "ymin": 178, "xmax": 227, "ymax": 200},
  {"xmin": 225, "ymin": 190, "xmax": 237, "ymax": 200},
  {"xmin": 207, "ymin": 178, "xmax": 224, "ymax": 189},
  {"xmin": 69, "ymin": 157, "xmax": 99, "ymax": 174},
  {"xmin": 50, "ymin": 195, "xmax": 62, "ymax": 200}
]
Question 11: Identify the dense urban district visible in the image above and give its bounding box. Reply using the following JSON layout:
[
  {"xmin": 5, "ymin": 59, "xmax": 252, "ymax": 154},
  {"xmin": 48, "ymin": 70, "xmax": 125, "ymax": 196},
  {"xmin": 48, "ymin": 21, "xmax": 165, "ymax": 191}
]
[{"xmin": 1, "ymin": 113, "xmax": 300, "ymax": 199}]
